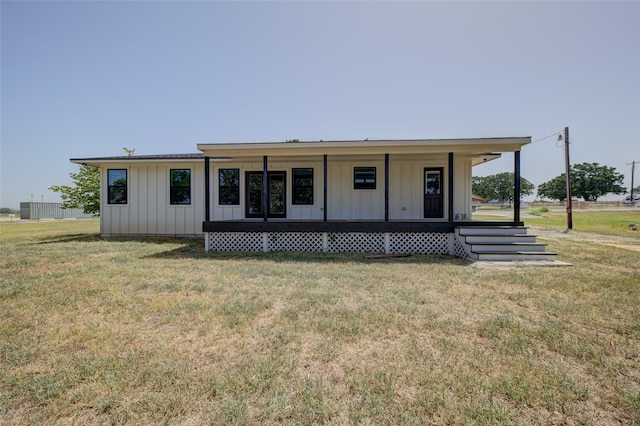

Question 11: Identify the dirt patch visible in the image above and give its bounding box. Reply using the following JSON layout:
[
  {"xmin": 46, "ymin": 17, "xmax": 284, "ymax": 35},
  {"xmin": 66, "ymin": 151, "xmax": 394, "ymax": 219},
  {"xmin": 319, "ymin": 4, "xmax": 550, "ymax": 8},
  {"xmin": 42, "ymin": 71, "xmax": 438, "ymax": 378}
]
[
  {"xmin": 599, "ymin": 242, "xmax": 640, "ymax": 252},
  {"xmin": 530, "ymin": 226, "xmax": 640, "ymax": 252}
]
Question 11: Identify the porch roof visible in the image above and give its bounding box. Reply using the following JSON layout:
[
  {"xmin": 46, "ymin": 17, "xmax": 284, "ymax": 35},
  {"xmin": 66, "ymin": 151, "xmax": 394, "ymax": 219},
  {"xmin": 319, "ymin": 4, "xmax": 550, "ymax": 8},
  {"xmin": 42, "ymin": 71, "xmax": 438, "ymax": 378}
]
[{"xmin": 197, "ymin": 137, "xmax": 531, "ymax": 161}]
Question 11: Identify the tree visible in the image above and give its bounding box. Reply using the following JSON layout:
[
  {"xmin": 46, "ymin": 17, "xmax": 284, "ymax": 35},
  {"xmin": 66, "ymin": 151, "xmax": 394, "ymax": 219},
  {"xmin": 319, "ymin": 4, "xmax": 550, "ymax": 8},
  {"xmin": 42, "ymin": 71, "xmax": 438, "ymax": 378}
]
[
  {"xmin": 537, "ymin": 162, "xmax": 626, "ymax": 201},
  {"xmin": 49, "ymin": 164, "xmax": 100, "ymax": 215},
  {"xmin": 472, "ymin": 172, "xmax": 535, "ymax": 203},
  {"xmin": 536, "ymin": 175, "xmax": 566, "ymax": 201}
]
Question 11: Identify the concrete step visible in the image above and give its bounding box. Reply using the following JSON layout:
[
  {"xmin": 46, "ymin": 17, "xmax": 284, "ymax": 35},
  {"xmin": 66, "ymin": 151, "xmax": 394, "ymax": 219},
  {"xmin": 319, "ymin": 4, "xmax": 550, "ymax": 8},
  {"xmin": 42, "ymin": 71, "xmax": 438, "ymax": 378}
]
[
  {"xmin": 469, "ymin": 243, "xmax": 548, "ymax": 253},
  {"xmin": 476, "ymin": 251, "xmax": 558, "ymax": 261},
  {"xmin": 455, "ymin": 226, "xmax": 559, "ymax": 262}
]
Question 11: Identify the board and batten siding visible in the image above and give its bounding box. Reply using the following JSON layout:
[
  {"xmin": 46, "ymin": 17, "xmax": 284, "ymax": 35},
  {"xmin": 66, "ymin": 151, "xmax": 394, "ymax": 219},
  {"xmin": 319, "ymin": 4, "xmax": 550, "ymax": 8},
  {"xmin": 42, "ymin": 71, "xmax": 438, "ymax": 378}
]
[
  {"xmin": 327, "ymin": 160, "xmax": 384, "ymax": 220},
  {"xmin": 100, "ymin": 162, "xmax": 205, "ymax": 236},
  {"xmin": 211, "ymin": 160, "xmax": 324, "ymax": 221},
  {"xmin": 453, "ymin": 156, "xmax": 473, "ymax": 219},
  {"xmin": 209, "ymin": 156, "xmax": 474, "ymax": 222},
  {"xmin": 388, "ymin": 161, "xmax": 430, "ymax": 220}
]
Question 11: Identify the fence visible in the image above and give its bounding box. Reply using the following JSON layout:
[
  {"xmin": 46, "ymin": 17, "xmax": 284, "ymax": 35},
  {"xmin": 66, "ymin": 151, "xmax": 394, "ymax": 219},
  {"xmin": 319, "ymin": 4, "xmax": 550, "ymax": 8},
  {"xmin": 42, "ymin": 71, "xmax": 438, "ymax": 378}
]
[{"xmin": 528, "ymin": 201, "xmax": 634, "ymax": 209}]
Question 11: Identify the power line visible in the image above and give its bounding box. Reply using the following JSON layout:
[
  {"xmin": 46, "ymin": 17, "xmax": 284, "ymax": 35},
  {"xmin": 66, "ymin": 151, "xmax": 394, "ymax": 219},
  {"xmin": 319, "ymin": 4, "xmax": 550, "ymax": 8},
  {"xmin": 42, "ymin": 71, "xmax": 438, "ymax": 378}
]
[{"xmin": 531, "ymin": 130, "xmax": 565, "ymax": 145}]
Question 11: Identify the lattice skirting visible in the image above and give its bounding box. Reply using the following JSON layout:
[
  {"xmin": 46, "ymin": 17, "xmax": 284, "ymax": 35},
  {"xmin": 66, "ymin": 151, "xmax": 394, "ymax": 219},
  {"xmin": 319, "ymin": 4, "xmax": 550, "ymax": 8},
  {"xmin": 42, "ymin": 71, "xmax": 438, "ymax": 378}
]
[
  {"xmin": 454, "ymin": 236, "xmax": 473, "ymax": 259},
  {"xmin": 206, "ymin": 232, "xmax": 457, "ymax": 256},
  {"xmin": 208, "ymin": 232, "xmax": 263, "ymax": 252},
  {"xmin": 389, "ymin": 233, "xmax": 449, "ymax": 254},
  {"xmin": 327, "ymin": 232, "xmax": 385, "ymax": 253}
]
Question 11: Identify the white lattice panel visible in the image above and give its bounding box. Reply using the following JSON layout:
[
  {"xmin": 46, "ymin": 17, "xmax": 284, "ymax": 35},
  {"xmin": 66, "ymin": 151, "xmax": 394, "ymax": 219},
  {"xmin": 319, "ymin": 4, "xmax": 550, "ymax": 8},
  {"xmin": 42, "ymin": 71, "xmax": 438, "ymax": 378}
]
[
  {"xmin": 327, "ymin": 233, "xmax": 385, "ymax": 253},
  {"xmin": 206, "ymin": 231, "xmax": 463, "ymax": 255},
  {"xmin": 268, "ymin": 232, "xmax": 323, "ymax": 252},
  {"xmin": 389, "ymin": 233, "xmax": 449, "ymax": 254},
  {"xmin": 209, "ymin": 232, "xmax": 263, "ymax": 252},
  {"xmin": 454, "ymin": 237, "xmax": 472, "ymax": 259}
]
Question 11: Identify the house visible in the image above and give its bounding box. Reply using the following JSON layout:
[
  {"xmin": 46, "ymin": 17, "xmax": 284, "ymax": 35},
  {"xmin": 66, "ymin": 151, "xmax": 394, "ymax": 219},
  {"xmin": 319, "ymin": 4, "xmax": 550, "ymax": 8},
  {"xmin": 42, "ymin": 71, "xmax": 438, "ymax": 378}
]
[
  {"xmin": 471, "ymin": 194, "xmax": 486, "ymax": 203},
  {"xmin": 71, "ymin": 137, "xmax": 557, "ymax": 261}
]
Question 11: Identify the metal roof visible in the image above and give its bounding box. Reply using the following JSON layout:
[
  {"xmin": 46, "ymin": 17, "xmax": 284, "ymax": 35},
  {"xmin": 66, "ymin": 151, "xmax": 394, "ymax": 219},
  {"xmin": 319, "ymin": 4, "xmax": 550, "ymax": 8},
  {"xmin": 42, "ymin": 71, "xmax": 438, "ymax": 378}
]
[
  {"xmin": 70, "ymin": 137, "xmax": 530, "ymax": 165},
  {"xmin": 71, "ymin": 153, "xmax": 204, "ymax": 165}
]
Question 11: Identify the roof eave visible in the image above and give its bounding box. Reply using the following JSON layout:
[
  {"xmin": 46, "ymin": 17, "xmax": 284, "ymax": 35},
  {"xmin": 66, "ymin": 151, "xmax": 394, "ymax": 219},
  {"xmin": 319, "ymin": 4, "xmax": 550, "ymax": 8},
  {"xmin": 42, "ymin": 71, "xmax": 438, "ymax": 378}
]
[
  {"xmin": 70, "ymin": 153, "xmax": 205, "ymax": 166},
  {"xmin": 197, "ymin": 137, "xmax": 531, "ymax": 157}
]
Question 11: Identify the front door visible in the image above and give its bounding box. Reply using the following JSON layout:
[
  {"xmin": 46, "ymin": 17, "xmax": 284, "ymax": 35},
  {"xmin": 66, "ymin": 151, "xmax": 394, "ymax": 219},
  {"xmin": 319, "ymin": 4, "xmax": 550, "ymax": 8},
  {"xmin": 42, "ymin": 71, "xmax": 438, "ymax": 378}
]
[
  {"xmin": 424, "ymin": 168, "xmax": 444, "ymax": 218},
  {"xmin": 246, "ymin": 171, "xmax": 286, "ymax": 218}
]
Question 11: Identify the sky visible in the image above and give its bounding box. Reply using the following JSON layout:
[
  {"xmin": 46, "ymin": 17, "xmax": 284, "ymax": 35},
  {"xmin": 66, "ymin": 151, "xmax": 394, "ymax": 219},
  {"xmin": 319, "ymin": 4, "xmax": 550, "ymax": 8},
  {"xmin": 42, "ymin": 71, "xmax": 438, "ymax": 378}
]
[{"xmin": 1, "ymin": 1, "xmax": 639, "ymax": 209}]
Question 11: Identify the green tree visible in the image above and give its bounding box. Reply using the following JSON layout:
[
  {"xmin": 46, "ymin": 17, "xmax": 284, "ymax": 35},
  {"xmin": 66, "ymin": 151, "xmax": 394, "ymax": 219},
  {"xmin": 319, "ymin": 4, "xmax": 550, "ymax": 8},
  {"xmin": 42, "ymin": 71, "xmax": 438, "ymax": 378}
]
[
  {"xmin": 472, "ymin": 172, "xmax": 535, "ymax": 203},
  {"xmin": 536, "ymin": 175, "xmax": 567, "ymax": 201},
  {"xmin": 537, "ymin": 162, "xmax": 626, "ymax": 201},
  {"xmin": 49, "ymin": 164, "xmax": 100, "ymax": 215}
]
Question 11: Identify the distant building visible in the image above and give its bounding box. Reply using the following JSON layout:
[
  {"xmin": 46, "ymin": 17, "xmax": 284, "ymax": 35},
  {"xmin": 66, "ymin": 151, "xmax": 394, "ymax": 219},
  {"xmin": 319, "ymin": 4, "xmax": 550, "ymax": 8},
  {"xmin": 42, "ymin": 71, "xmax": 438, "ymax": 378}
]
[{"xmin": 19, "ymin": 202, "xmax": 95, "ymax": 220}]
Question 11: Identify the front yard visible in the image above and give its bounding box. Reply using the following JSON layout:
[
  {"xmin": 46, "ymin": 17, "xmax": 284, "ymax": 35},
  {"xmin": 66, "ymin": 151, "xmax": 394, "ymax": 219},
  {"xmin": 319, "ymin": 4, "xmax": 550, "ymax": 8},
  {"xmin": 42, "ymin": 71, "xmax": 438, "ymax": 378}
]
[{"xmin": 1, "ymin": 218, "xmax": 638, "ymax": 424}]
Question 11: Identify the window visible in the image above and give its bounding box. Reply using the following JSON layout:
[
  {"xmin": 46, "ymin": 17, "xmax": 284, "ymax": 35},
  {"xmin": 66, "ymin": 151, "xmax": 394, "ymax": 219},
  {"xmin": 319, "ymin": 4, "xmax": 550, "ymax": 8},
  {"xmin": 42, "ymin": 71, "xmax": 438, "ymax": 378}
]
[
  {"xmin": 425, "ymin": 170, "xmax": 441, "ymax": 195},
  {"xmin": 292, "ymin": 168, "xmax": 314, "ymax": 205},
  {"xmin": 219, "ymin": 169, "xmax": 240, "ymax": 205},
  {"xmin": 170, "ymin": 169, "xmax": 191, "ymax": 205},
  {"xmin": 354, "ymin": 167, "xmax": 376, "ymax": 190},
  {"xmin": 107, "ymin": 169, "xmax": 127, "ymax": 204}
]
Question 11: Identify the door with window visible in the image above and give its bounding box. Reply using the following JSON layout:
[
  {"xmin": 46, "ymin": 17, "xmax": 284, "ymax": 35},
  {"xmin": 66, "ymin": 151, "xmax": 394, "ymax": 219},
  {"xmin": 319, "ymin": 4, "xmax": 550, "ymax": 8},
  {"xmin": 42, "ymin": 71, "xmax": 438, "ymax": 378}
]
[
  {"xmin": 424, "ymin": 168, "xmax": 444, "ymax": 218},
  {"xmin": 245, "ymin": 171, "xmax": 286, "ymax": 218}
]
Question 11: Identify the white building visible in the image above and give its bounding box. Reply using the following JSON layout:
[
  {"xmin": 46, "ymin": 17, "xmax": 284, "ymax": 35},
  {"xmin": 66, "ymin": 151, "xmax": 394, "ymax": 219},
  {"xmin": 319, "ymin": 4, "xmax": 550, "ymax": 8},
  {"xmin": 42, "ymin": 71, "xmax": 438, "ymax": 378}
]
[{"xmin": 72, "ymin": 137, "xmax": 557, "ymax": 261}]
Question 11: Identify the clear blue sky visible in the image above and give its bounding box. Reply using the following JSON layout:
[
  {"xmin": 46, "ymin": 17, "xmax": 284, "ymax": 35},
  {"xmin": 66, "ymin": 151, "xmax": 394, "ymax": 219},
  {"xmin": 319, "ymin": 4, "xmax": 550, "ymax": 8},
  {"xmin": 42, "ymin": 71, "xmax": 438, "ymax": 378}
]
[{"xmin": 1, "ymin": 1, "xmax": 638, "ymax": 209}]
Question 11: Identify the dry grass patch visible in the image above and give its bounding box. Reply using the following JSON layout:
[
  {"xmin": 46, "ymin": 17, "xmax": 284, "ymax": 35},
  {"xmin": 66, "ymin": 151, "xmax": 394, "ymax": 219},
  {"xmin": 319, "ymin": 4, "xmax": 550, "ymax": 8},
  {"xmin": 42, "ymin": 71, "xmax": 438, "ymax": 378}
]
[{"xmin": 1, "ymin": 219, "xmax": 639, "ymax": 425}]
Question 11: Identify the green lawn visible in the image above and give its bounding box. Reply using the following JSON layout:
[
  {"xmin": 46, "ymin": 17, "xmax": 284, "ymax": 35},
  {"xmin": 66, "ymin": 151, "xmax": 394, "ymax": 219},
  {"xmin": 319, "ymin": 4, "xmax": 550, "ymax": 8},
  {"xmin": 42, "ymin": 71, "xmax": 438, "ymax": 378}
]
[
  {"xmin": 1, "ymin": 219, "xmax": 639, "ymax": 425},
  {"xmin": 525, "ymin": 209, "xmax": 640, "ymax": 238},
  {"xmin": 474, "ymin": 208, "xmax": 640, "ymax": 239}
]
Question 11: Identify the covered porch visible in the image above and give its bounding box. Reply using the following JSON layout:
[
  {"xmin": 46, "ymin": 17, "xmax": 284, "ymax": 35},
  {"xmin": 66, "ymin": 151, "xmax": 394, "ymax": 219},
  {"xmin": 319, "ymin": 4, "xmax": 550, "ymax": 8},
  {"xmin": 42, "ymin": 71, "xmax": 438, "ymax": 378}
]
[{"xmin": 198, "ymin": 138, "xmax": 529, "ymax": 255}]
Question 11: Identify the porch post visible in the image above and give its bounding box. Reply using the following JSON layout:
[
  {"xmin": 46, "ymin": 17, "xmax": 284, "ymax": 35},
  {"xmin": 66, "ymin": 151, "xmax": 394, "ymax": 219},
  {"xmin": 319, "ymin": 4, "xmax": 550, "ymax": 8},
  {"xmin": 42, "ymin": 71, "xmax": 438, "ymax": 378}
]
[
  {"xmin": 384, "ymin": 153, "xmax": 389, "ymax": 222},
  {"xmin": 448, "ymin": 152, "xmax": 454, "ymax": 222},
  {"xmin": 323, "ymin": 154, "xmax": 328, "ymax": 222},
  {"xmin": 204, "ymin": 156, "xmax": 210, "ymax": 222},
  {"xmin": 514, "ymin": 150, "xmax": 521, "ymax": 222},
  {"xmin": 263, "ymin": 156, "xmax": 268, "ymax": 222}
]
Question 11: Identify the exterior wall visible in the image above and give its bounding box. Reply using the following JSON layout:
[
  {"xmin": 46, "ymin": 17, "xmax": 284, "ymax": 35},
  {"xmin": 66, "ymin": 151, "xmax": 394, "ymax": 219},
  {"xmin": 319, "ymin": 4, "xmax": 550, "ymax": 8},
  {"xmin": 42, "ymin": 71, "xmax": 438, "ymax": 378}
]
[
  {"xmin": 95, "ymin": 154, "xmax": 474, "ymax": 236},
  {"xmin": 211, "ymin": 159, "xmax": 325, "ymax": 221},
  {"xmin": 388, "ymin": 157, "xmax": 450, "ymax": 220},
  {"xmin": 327, "ymin": 158, "xmax": 384, "ymax": 220},
  {"xmin": 100, "ymin": 162, "xmax": 205, "ymax": 236},
  {"xmin": 210, "ymin": 155, "xmax": 465, "ymax": 222}
]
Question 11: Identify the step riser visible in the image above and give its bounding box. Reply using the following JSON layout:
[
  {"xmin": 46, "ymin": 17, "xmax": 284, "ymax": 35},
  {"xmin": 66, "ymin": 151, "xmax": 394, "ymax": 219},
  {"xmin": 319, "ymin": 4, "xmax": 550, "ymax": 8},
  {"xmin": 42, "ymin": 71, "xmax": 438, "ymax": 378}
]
[
  {"xmin": 464, "ymin": 236, "xmax": 537, "ymax": 244},
  {"xmin": 457, "ymin": 228, "xmax": 528, "ymax": 236},
  {"xmin": 477, "ymin": 253, "xmax": 558, "ymax": 261},
  {"xmin": 470, "ymin": 244, "xmax": 547, "ymax": 253}
]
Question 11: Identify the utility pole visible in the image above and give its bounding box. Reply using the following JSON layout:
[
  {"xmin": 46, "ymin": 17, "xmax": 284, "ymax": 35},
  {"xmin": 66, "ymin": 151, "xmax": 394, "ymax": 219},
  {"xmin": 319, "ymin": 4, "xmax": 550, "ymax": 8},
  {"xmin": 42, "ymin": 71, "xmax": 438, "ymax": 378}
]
[
  {"xmin": 628, "ymin": 160, "xmax": 637, "ymax": 204},
  {"xmin": 560, "ymin": 127, "xmax": 573, "ymax": 230}
]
